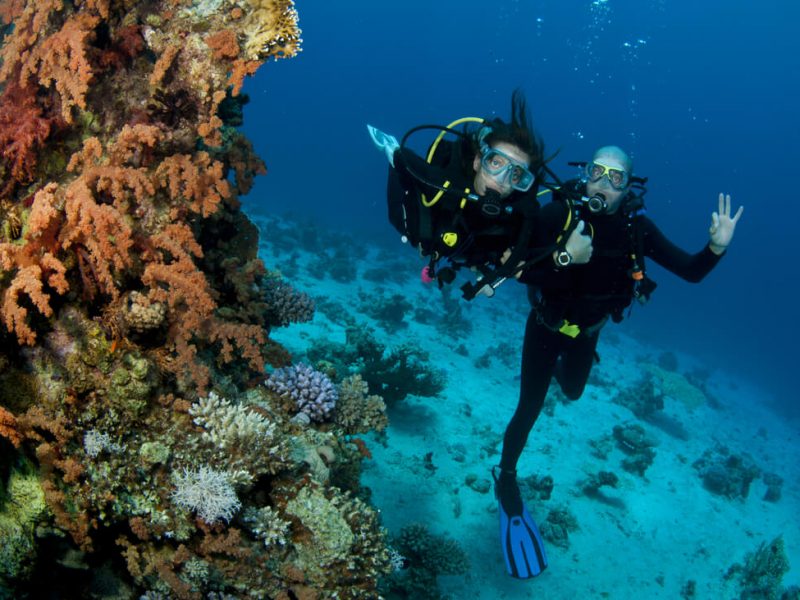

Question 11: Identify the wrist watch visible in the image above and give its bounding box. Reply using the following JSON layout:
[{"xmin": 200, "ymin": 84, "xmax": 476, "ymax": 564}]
[{"xmin": 555, "ymin": 249, "xmax": 573, "ymax": 266}]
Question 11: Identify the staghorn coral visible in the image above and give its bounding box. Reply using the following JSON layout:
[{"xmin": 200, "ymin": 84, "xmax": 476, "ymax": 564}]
[{"xmin": 188, "ymin": 390, "xmax": 289, "ymax": 480}]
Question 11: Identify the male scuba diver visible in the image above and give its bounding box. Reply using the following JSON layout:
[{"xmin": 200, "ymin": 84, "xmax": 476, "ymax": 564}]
[
  {"xmin": 494, "ymin": 144, "xmax": 743, "ymax": 576},
  {"xmin": 368, "ymin": 90, "xmax": 590, "ymax": 300},
  {"xmin": 369, "ymin": 91, "xmax": 592, "ymax": 579}
]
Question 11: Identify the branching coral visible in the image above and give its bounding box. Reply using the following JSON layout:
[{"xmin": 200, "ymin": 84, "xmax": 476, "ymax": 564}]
[
  {"xmin": 266, "ymin": 363, "xmax": 338, "ymax": 422},
  {"xmin": 171, "ymin": 465, "xmax": 242, "ymax": 524},
  {"xmin": 0, "ymin": 0, "xmax": 388, "ymax": 599},
  {"xmin": 386, "ymin": 523, "xmax": 469, "ymax": 600},
  {"xmin": 0, "ymin": 2, "xmax": 390, "ymax": 597},
  {"xmin": 334, "ymin": 373, "xmax": 388, "ymax": 435}
]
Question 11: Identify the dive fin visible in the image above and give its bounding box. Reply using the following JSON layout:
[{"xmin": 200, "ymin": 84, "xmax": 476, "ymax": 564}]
[
  {"xmin": 366, "ymin": 124, "xmax": 399, "ymax": 167},
  {"xmin": 499, "ymin": 502, "xmax": 548, "ymax": 578}
]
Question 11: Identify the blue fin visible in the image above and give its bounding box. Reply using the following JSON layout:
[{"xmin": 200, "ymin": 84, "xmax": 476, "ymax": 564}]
[{"xmin": 499, "ymin": 502, "xmax": 548, "ymax": 578}]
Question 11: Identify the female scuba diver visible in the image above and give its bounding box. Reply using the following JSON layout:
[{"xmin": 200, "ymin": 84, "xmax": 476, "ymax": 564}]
[
  {"xmin": 494, "ymin": 144, "xmax": 743, "ymax": 577},
  {"xmin": 368, "ymin": 90, "xmax": 591, "ymax": 299},
  {"xmin": 369, "ymin": 91, "xmax": 592, "ymax": 580}
]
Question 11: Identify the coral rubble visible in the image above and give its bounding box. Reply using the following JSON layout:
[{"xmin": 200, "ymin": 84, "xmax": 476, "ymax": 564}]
[{"xmin": 0, "ymin": 1, "xmax": 392, "ymax": 597}]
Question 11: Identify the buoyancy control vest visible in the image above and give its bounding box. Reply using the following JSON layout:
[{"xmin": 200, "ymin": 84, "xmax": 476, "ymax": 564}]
[
  {"xmin": 386, "ymin": 119, "xmax": 547, "ymax": 299},
  {"xmin": 537, "ymin": 176, "xmax": 658, "ymax": 324}
]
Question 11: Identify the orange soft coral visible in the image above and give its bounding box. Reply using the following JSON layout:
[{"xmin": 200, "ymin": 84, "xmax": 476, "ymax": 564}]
[
  {"xmin": 24, "ymin": 12, "xmax": 100, "ymax": 123},
  {"xmin": 0, "ymin": 81, "xmax": 57, "ymax": 190},
  {"xmin": 0, "ymin": 405, "xmax": 22, "ymax": 447}
]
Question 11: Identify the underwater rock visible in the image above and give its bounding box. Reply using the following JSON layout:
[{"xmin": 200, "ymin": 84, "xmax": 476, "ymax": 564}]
[
  {"xmin": 613, "ymin": 423, "xmax": 658, "ymax": 477},
  {"xmin": 762, "ymin": 472, "xmax": 784, "ymax": 502},
  {"xmin": 581, "ymin": 470, "xmax": 620, "ymax": 496},
  {"xmin": 611, "ymin": 373, "xmax": 665, "ymax": 420},
  {"xmin": 520, "ymin": 473, "xmax": 554, "ymax": 501},
  {"xmin": 693, "ymin": 444, "xmax": 761, "ymax": 500},
  {"xmin": 641, "ymin": 363, "xmax": 708, "ymax": 411},
  {"xmin": 724, "ymin": 536, "xmax": 794, "ymax": 599},
  {"xmin": 540, "ymin": 506, "xmax": 579, "ymax": 549}
]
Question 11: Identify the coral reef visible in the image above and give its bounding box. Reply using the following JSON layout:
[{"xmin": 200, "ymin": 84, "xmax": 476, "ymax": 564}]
[
  {"xmin": 333, "ymin": 373, "xmax": 388, "ymax": 436},
  {"xmin": 262, "ymin": 275, "xmax": 315, "ymax": 326},
  {"xmin": 724, "ymin": 536, "xmax": 796, "ymax": 599},
  {"xmin": 613, "ymin": 423, "xmax": 658, "ymax": 477},
  {"xmin": 640, "ymin": 363, "xmax": 708, "ymax": 410},
  {"xmin": 0, "ymin": 2, "xmax": 393, "ymax": 597},
  {"xmin": 358, "ymin": 288, "xmax": 413, "ymax": 333},
  {"xmin": 383, "ymin": 523, "xmax": 469, "ymax": 600},
  {"xmin": 520, "ymin": 473, "xmax": 554, "ymax": 501},
  {"xmin": 266, "ymin": 362, "xmax": 338, "ymax": 423},
  {"xmin": 611, "ymin": 372, "xmax": 665, "ymax": 420},
  {"xmin": 306, "ymin": 325, "xmax": 447, "ymax": 406},
  {"xmin": 580, "ymin": 470, "xmax": 619, "ymax": 497},
  {"xmin": 0, "ymin": 456, "xmax": 49, "ymax": 587},
  {"xmin": 693, "ymin": 444, "xmax": 762, "ymax": 500},
  {"xmin": 540, "ymin": 506, "xmax": 579, "ymax": 549}
]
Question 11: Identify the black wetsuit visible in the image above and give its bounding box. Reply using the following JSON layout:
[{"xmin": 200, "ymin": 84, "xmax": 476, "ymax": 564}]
[
  {"xmin": 499, "ymin": 182, "xmax": 723, "ymax": 472},
  {"xmin": 389, "ymin": 142, "xmax": 542, "ymax": 271}
]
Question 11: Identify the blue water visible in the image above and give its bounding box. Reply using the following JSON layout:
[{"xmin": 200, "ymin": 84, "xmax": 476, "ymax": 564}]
[{"xmin": 241, "ymin": 0, "xmax": 800, "ymax": 418}]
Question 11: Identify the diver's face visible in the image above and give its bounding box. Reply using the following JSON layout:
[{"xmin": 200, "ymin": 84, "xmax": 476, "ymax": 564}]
[
  {"xmin": 473, "ymin": 142, "xmax": 531, "ymax": 198},
  {"xmin": 585, "ymin": 153, "xmax": 629, "ymax": 213}
]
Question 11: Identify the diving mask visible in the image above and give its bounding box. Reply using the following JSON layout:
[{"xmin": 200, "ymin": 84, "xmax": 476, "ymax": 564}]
[
  {"xmin": 480, "ymin": 147, "xmax": 535, "ymax": 192},
  {"xmin": 585, "ymin": 161, "xmax": 630, "ymax": 190}
]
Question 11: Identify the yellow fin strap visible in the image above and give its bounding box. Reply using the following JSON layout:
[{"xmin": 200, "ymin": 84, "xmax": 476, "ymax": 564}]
[{"xmin": 558, "ymin": 321, "xmax": 581, "ymax": 338}]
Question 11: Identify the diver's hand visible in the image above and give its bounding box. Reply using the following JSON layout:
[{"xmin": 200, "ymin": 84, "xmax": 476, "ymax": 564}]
[
  {"xmin": 367, "ymin": 124, "xmax": 399, "ymax": 167},
  {"xmin": 500, "ymin": 248, "xmax": 525, "ymax": 279},
  {"xmin": 708, "ymin": 193, "xmax": 743, "ymax": 255},
  {"xmin": 561, "ymin": 220, "xmax": 593, "ymax": 264}
]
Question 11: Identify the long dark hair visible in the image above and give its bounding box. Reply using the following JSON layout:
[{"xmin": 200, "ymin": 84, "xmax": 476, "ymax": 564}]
[{"xmin": 461, "ymin": 89, "xmax": 545, "ymax": 178}]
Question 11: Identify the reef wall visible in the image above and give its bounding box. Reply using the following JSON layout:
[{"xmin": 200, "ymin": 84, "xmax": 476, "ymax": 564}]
[{"xmin": 0, "ymin": 1, "xmax": 391, "ymax": 597}]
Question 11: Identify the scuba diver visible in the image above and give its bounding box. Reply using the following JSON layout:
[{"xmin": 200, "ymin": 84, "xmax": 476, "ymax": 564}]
[
  {"xmin": 368, "ymin": 90, "xmax": 591, "ymax": 300},
  {"xmin": 494, "ymin": 144, "xmax": 743, "ymax": 576},
  {"xmin": 369, "ymin": 91, "xmax": 592, "ymax": 579}
]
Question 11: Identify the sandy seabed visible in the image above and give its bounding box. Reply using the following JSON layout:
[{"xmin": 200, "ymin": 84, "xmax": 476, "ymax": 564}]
[{"xmin": 257, "ymin": 214, "xmax": 798, "ymax": 600}]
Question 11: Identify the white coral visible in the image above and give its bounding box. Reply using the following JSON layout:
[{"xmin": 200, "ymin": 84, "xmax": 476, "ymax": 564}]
[
  {"xmin": 241, "ymin": 505, "xmax": 290, "ymax": 548},
  {"xmin": 171, "ymin": 465, "xmax": 241, "ymax": 524},
  {"xmin": 190, "ymin": 391, "xmax": 277, "ymax": 451}
]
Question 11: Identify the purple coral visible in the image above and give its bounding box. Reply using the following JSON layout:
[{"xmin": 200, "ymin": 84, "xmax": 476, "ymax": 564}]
[
  {"xmin": 265, "ymin": 363, "xmax": 337, "ymax": 422},
  {"xmin": 264, "ymin": 279, "xmax": 315, "ymax": 326}
]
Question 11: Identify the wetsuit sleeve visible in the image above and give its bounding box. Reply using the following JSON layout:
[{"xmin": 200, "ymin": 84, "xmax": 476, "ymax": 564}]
[{"xmin": 642, "ymin": 217, "xmax": 722, "ymax": 283}]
